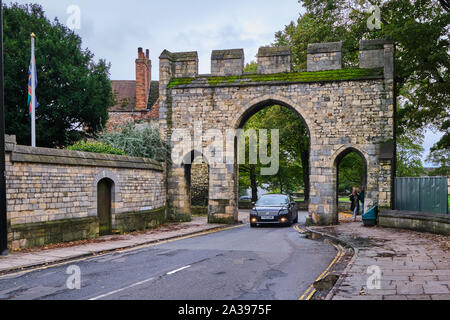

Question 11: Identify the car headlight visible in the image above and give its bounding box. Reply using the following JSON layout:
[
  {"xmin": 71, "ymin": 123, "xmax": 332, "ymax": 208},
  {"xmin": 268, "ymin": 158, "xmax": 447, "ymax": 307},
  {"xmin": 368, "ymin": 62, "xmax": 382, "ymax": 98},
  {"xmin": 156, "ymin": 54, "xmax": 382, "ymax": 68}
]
[{"xmin": 279, "ymin": 210, "xmax": 289, "ymax": 215}]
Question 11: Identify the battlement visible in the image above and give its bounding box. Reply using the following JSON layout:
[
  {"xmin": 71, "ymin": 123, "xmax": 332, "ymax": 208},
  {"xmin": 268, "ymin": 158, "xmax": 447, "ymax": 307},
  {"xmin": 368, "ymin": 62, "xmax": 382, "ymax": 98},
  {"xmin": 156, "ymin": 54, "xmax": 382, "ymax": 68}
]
[
  {"xmin": 307, "ymin": 41, "xmax": 343, "ymax": 72},
  {"xmin": 211, "ymin": 49, "xmax": 244, "ymax": 76},
  {"xmin": 257, "ymin": 46, "xmax": 292, "ymax": 74},
  {"xmin": 159, "ymin": 39, "xmax": 394, "ymax": 82}
]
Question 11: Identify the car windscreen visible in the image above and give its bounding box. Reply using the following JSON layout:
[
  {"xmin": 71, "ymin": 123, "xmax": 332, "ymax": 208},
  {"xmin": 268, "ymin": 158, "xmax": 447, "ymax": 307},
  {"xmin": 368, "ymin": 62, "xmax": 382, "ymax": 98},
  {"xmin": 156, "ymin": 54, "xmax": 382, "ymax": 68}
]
[{"xmin": 255, "ymin": 196, "xmax": 289, "ymax": 206}]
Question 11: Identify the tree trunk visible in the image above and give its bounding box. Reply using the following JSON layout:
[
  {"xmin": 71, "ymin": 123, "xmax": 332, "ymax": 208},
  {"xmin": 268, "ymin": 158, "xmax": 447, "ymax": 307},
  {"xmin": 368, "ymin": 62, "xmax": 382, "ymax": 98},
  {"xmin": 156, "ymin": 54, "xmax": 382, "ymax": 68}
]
[
  {"xmin": 250, "ymin": 164, "xmax": 258, "ymax": 202},
  {"xmin": 278, "ymin": 171, "xmax": 284, "ymax": 194},
  {"xmin": 301, "ymin": 149, "xmax": 310, "ymax": 202}
]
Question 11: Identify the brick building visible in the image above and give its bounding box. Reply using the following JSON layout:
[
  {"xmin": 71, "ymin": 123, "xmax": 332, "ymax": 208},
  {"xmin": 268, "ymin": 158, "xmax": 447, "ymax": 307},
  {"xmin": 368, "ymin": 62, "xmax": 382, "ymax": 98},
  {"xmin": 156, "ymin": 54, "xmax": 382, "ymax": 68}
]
[{"xmin": 107, "ymin": 48, "xmax": 160, "ymax": 131}]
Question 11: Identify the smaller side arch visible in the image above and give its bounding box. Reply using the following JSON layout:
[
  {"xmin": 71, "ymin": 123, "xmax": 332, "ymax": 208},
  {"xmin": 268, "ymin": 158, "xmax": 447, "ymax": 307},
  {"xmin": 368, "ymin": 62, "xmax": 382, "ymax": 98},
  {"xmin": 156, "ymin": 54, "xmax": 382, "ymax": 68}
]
[
  {"xmin": 332, "ymin": 146, "xmax": 370, "ymax": 223},
  {"xmin": 331, "ymin": 145, "xmax": 370, "ymax": 168}
]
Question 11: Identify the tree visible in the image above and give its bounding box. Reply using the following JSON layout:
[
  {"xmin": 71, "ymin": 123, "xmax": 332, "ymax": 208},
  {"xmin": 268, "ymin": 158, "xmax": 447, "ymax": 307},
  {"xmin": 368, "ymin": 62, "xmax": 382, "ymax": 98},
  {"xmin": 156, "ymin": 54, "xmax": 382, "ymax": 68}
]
[
  {"xmin": 338, "ymin": 152, "xmax": 366, "ymax": 195},
  {"xmin": 98, "ymin": 123, "xmax": 168, "ymax": 160},
  {"xmin": 274, "ymin": 0, "xmax": 450, "ymax": 164},
  {"xmin": 3, "ymin": 3, "xmax": 114, "ymax": 147},
  {"xmin": 239, "ymin": 105, "xmax": 309, "ymax": 200},
  {"xmin": 397, "ymin": 134, "xmax": 426, "ymax": 177}
]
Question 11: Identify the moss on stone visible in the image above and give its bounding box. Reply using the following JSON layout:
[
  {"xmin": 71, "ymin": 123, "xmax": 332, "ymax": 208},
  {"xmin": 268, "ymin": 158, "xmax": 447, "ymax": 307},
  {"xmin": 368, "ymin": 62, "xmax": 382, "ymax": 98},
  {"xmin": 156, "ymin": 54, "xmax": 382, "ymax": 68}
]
[
  {"xmin": 114, "ymin": 207, "xmax": 167, "ymax": 234},
  {"xmin": 208, "ymin": 216, "xmax": 236, "ymax": 225},
  {"xmin": 168, "ymin": 68, "xmax": 384, "ymax": 88}
]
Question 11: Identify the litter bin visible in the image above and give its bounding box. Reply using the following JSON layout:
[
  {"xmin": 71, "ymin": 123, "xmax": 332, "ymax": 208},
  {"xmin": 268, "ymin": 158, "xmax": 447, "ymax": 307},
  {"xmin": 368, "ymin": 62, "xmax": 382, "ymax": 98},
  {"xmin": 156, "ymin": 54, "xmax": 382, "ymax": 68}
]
[{"xmin": 362, "ymin": 206, "xmax": 378, "ymax": 227}]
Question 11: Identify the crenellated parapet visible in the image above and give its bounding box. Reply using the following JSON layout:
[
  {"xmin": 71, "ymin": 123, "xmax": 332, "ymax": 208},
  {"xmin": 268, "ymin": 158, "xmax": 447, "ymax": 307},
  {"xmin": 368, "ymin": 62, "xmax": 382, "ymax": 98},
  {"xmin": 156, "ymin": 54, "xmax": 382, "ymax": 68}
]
[{"xmin": 160, "ymin": 39, "xmax": 394, "ymax": 83}]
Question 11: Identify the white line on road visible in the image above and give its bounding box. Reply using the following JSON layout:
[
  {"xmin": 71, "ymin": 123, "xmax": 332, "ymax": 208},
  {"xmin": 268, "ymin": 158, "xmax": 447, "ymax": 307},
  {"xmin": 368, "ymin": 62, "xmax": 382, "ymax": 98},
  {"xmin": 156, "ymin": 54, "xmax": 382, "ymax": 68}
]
[
  {"xmin": 89, "ymin": 277, "xmax": 155, "ymax": 301},
  {"xmin": 166, "ymin": 265, "xmax": 191, "ymax": 275},
  {"xmin": 88, "ymin": 265, "xmax": 192, "ymax": 300}
]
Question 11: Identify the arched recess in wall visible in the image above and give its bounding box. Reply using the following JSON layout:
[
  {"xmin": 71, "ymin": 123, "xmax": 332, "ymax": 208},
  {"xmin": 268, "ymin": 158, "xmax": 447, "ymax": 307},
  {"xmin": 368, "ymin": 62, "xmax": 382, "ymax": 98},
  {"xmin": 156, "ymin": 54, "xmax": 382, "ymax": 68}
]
[
  {"xmin": 93, "ymin": 170, "xmax": 121, "ymax": 235},
  {"xmin": 333, "ymin": 147, "xmax": 368, "ymax": 223},
  {"xmin": 234, "ymin": 98, "xmax": 311, "ymax": 204},
  {"xmin": 182, "ymin": 150, "xmax": 210, "ymax": 216},
  {"xmin": 97, "ymin": 178, "xmax": 114, "ymax": 236}
]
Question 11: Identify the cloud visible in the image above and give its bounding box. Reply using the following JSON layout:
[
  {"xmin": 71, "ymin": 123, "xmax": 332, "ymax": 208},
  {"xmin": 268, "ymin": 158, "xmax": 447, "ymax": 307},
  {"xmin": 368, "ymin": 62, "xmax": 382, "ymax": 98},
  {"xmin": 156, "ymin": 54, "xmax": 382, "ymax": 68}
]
[{"xmin": 12, "ymin": 0, "xmax": 302, "ymax": 79}]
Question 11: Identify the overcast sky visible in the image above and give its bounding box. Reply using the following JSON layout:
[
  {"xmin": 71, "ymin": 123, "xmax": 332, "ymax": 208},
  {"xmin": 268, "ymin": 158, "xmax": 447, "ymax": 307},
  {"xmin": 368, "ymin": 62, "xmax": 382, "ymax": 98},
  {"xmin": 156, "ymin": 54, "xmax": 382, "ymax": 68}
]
[{"xmin": 11, "ymin": 0, "xmax": 443, "ymax": 165}]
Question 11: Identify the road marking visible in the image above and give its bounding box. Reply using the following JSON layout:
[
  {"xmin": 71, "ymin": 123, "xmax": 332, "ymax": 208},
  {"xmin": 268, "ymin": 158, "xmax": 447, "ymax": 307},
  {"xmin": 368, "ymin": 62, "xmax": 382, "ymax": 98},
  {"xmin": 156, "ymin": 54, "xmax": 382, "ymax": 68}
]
[
  {"xmin": 88, "ymin": 276, "xmax": 155, "ymax": 300},
  {"xmin": 167, "ymin": 265, "xmax": 191, "ymax": 275},
  {"xmin": 295, "ymin": 226, "xmax": 346, "ymax": 301},
  {"xmin": 0, "ymin": 224, "xmax": 246, "ymax": 279}
]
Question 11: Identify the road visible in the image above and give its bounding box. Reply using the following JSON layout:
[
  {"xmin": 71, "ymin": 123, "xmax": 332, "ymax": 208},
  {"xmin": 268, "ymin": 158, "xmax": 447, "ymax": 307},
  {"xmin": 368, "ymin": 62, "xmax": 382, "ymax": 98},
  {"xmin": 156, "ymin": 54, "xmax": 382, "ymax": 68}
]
[{"xmin": 0, "ymin": 213, "xmax": 336, "ymax": 300}]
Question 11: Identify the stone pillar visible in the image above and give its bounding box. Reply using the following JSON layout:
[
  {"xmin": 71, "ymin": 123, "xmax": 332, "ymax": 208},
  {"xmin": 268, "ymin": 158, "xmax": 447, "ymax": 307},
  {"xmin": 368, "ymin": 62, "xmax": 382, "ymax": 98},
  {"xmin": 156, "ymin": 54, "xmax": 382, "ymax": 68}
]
[
  {"xmin": 257, "ymin": 46, "xmax": 292, "ymax": 74},
  {"xmin": 208, "ymin": 163, "xmax": 238, "ymax": 224},
  {"xmin": 307, "ymin": 42, "xmax": 342, "ymax": 72},
  {"xmin": 211, "ymin": 49, "xmax": 244, "ymax": 76}
]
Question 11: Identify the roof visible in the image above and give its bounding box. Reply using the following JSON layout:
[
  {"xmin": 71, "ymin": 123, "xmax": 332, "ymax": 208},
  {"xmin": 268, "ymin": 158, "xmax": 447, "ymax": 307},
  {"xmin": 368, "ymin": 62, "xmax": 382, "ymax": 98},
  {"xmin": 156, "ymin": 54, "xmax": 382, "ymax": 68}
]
[
  {"xmin": 147, "ymin": 81, "xmax": 160, "ymax": 109},
  {"xmin": 110, "ymin": 80, "xmax": 136, "ymax": 112},
  {"xmin": 110, "ymin": 80, "xmax": 159, "ymax": 113}
]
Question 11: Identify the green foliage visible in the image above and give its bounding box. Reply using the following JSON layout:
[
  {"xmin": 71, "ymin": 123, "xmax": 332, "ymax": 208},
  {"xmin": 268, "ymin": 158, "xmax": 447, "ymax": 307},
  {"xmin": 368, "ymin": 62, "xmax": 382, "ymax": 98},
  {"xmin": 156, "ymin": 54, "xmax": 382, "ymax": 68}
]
[
  {"xmin": 274, "ymin": 0, "xmax": 450, "ymax": 165},
  {"xmin": 67, "ymin": 140, "xmax": 126, "ymax": 156},
  {"xmin": 427, "ymin": 148, "xmax": 450, "ymax": 176},
  {"xmin": 244, "ymin": 61, "xmax": 258, "ymax": 73},
  {"xmin": 98, "ymin": 123, "xmax": 168, "ymax": 160},
  {"xmin": 3, "ymin": 3, "xmax": 114, "ymax": 148},
  {"xmin": 397, "ymin": 134, "xmax": 426, "ymax": 177},
  {"xmin": 239, "ymin": 105, "xmax": 309, "ymax": 199},
  {"xmin": 338, "ymin": 152, "xmax": 366, "ymax": 195}
]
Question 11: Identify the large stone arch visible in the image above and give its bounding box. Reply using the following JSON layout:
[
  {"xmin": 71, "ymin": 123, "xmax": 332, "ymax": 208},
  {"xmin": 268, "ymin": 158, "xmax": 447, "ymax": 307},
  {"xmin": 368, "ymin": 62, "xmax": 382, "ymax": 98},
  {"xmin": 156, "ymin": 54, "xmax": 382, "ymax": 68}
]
[
  {"xmin": 232, "ymin": 94, "xmax": 315, "ymax": 133},
  {"xmin": 160, "ymin": 39, "xmax": 395, "ymax": 225},
  {"xmin": 232, "ymin": 96, "xmax": 312, "ymax": 211}
]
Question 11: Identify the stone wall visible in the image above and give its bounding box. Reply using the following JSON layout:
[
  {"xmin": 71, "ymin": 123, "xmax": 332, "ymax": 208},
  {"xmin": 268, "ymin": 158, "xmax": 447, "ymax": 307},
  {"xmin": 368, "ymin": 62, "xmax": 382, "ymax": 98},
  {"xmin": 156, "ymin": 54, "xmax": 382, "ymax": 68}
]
[
  {"xmin": 5, "ymin": 136, "xmax": 166, "ymax": 249},
  {"xmin": 159, "ymin": 39, "xmax": 395, "ymax": 226}
]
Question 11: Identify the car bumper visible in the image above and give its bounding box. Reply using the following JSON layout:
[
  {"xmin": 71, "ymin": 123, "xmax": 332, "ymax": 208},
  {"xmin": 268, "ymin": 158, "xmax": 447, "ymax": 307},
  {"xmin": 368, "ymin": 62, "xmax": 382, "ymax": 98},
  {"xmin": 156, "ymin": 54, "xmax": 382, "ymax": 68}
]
[{"xmin": 250, "ymin": 214, "xmax": 290, "ymax": 225}]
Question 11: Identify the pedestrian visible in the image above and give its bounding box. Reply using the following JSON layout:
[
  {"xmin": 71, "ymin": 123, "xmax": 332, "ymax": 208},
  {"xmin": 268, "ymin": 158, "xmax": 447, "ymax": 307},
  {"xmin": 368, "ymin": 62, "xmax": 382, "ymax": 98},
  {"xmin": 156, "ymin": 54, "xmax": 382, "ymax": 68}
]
[
  {"xmin": 350, "ymin": 187, "xmax": 360, "ymax": 222},
  {"xmin": 359, "ymin": 186, "xmax": 365, "ymax": 216}
]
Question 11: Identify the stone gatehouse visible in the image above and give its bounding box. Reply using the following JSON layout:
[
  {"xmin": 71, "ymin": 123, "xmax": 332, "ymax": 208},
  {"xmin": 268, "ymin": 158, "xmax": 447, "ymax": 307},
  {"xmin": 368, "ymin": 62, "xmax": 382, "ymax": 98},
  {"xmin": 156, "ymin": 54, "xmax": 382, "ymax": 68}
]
[{"xmin": 158, "ymin": 39, "xmax": 396, "ymax": 225}]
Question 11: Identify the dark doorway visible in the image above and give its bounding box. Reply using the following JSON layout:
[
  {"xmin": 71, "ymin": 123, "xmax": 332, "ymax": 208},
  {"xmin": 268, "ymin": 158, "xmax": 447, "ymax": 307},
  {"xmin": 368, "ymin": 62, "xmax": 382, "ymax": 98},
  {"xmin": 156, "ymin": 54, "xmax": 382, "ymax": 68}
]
[
  {"xmin": 183, "ymin": 151, "xmax": 209, "ymax": 217},
  {"xmin": 97, "ymin": 178, "xmax": 113, "ymax": 236}
]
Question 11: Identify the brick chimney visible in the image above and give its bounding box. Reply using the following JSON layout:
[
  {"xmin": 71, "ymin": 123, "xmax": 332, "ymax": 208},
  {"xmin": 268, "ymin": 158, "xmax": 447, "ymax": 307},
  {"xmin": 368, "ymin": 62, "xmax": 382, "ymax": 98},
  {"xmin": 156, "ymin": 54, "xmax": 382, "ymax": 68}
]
[{"xmin": 135, "ymin": 47, "xmax": 152, "ymax": 111}]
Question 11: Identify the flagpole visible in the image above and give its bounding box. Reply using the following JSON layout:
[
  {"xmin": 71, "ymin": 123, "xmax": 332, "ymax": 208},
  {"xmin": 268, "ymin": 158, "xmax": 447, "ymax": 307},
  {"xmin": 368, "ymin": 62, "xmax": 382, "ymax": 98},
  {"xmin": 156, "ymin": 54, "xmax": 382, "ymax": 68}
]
[
  {"xmin": 0, "ymin": 0, "xmax": 9, "ymax": 256},
  {"xmin": 30, "ymin": 33, "xmax": 36, "ymax": 147}
]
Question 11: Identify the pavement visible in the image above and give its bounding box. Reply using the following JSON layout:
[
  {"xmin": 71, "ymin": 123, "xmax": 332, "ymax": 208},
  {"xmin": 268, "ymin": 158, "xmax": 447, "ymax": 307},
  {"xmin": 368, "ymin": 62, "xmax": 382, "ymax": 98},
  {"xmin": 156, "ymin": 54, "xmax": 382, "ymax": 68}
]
[
  {"xmin": 0, "ymin": 216, "xmax": 238, "ymax": 274},
  {"xmin": 308, "ymin": 220, "xmax": 450, "ymax": 300},
  {"xmin": 0, "ymin": 212, "xmax": 337, "ymax": 300}
]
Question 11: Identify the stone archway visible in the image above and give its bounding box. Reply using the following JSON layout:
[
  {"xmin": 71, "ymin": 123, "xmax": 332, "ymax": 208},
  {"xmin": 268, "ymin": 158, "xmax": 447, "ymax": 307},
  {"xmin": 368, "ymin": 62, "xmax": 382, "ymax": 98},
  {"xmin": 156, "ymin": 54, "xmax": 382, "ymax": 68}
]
[
  {"xmin": 333, "ymin": 147, "xmax": 369, "ymax": 224},
  {"xmin": 233, "ymin": 98, "xmax": 311, "ymax": 214},
  {"xmin": 160, "ymin": 39, "xmax": 395, "ymax": 225}
]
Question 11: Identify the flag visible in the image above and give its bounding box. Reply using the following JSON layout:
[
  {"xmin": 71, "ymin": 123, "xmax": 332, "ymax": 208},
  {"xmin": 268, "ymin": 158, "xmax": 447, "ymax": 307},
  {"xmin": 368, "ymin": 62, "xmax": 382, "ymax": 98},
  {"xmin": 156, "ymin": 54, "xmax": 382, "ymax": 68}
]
[{"xmin": 27, "ymin": 56, "xmax": 38, "ymax": 116}]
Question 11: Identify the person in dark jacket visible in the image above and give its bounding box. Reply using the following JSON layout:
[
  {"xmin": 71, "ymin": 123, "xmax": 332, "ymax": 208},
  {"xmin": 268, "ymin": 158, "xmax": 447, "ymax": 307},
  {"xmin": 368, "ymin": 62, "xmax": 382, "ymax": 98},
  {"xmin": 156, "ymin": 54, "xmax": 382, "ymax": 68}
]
[
  {"xmin": 350, "ymin": 187, "xmax": 360, "ymax": 222},
  {"xmin": 359, "ymin": 186, "xmax": 365, "ymax": 216}
]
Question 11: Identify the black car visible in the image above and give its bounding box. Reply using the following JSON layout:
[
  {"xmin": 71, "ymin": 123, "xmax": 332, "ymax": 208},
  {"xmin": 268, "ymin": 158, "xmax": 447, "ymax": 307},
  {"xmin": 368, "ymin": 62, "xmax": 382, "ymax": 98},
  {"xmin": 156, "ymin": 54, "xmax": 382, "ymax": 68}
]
[{"xmin": 250, "ymin": 194, "xmax": 298, "ymax": 227}]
